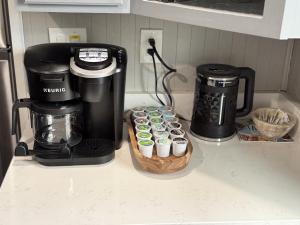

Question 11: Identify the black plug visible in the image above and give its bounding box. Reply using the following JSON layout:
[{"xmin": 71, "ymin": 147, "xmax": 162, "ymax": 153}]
[
  {"xmin": 147, "ymin": 48, "xmax": 155, "ymax": 56},
  {"xmin": 148, "ymin": 38, "xmax": 156, "ymax": 47}
]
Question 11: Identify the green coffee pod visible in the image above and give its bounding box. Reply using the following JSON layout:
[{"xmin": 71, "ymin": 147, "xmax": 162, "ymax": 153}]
[
  {"xmin": 136, "ymin": 124, "xmax": 151, "ymax": 131},
  {"xmin": 138, "ymin": 140, "xmax": 154, "ymax": 146},
  {"xmin": 137, "ymin": 132, "xmax": 152, "ymax": 139},
  {"xmin": 145, "ymin": 106, "xmax": 158, "ymax": 112},
  {"xmin": 150, "ymin": 118, "xmax": 163, "ymax": 124},
  {"xmin": 148, "ymin": 111, "xmax": 162, "ymax": 118}
]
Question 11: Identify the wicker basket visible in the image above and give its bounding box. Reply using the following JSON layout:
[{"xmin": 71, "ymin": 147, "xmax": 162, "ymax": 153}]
[{"xmin": 252, "ymin": 108, "xmax": 297, "ymax": 139}]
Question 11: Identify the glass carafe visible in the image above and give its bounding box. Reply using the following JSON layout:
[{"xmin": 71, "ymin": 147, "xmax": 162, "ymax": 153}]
[{"xmin": 32, "ymin": 111, "xmax": 82, "ymax": 149}]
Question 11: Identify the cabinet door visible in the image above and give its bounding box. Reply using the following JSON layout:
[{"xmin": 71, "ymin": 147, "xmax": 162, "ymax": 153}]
[
  {"xmin": 18, "ymin": 0, "xmax": 130, "ymax": 13},
  {"xmin": 132, "ymin": 0, "xmax": 294, "ymax": 39},
  {"xmin": 165, "ymin": 0, "xmax": 266, "ymax": 16},
  {"xmin": 23, "ymin": 0, "xmax": 123, "ymax": 5}
]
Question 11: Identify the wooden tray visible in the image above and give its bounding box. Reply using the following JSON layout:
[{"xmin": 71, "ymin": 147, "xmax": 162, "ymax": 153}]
[{"xmin": 127, "ymin": 114, "xmax": 193, "ymax": 174}]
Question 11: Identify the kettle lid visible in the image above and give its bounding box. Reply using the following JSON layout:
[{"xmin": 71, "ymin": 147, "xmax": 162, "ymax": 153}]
[{"xmin": 197, "ymin": 64, "xmax": 240, "ymax": 81}]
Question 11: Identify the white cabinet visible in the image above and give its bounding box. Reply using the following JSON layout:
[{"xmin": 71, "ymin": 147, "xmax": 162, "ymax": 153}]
[
  {"xmin": 23, "ymin": 0, "xmax": 123, "ymax": 5},
  {"xmin": 16, "ymin": 0, "xmax": 130, "ymax": 13},
  {"xmin": 132, "ymin": 0, "xmax": 300, "ymax": 40}
]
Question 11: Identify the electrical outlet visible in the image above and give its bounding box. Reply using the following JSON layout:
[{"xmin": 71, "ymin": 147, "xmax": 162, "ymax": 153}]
[
  {"xmin": 140, "ymin": 29, "xmax": 163, "ymax": 63},
  {"xmin": 49, "ymin": 28, "xmax": 87, "ymax": 43}
]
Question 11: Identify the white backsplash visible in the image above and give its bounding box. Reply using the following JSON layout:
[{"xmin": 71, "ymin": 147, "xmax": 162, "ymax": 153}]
[
  {"xmin": 22, "ymin": 12, "xmax": 290, "ymax": 94},
  {"xmin": 288, "ymin": 40, "xmax": 300, "ymax": 103}
]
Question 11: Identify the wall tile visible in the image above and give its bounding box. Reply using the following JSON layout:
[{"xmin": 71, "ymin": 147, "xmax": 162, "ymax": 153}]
[{"xmin": 22, "ymin": 12, "xmax": 289, "ymax": 94}]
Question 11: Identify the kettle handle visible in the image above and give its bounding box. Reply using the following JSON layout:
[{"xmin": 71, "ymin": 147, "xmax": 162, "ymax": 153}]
[
  {"xmin": 12, "ymin": 99, "xmax": 32, "ymax": 135},
  {"xmin": 236, "ymin": 67, "xmax": 255, "ymax": 117}
]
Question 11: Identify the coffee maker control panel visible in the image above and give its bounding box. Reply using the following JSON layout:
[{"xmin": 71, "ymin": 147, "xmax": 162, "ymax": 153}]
[
  {"xmin": 75, "ymin": 48, "xmax": 113, "ymax": 70},
  {"xmin": 79, "ymin": 48, "xmax": 108, "ymax": 63}
]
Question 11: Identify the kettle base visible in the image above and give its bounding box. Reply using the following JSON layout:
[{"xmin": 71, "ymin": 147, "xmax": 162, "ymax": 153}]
[{"xmin": 190, "ymin": 130, "xmax": 236, "ymax": 142}]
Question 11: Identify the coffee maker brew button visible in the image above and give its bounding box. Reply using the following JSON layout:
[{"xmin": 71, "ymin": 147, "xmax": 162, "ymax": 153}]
[{"xmin": 101, "ymin": 52, "xmax": 108, "ymax": 58}]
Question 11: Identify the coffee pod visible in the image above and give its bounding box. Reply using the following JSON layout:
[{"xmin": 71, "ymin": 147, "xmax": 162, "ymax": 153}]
[
  {"xmin": 159, "ymin": 106, "xmax": 174, "ymax": 113},
  {"xmin": 135, "ymin": 124, "xmax": 151, "ymax": 133},
  {"xmin": 169, "ymin": 128, "xmax": 185, "ymax": 139},
  {"xmin": 150, "ymin": 117, "xmax": 164, "ymax": 125},
  {"xmin": 164, "ymin": 117, "xmax": 179, "ymax": 124},
  {"xmin": 136, "ymin": 132, "xmax": 152, "ymax": 141},
  {"xmin": 155, "ymin": 138, "xmax": 172, "ymax": 158},
  {"xmin": 151, "ymin": 123, "xmax": 166, "ymax": 132},
  {"xmin": 167, "ymin": 122, "xmax": 182, "ymax": 131},
  {"xmin": 153, "ymin": 131, "xmax": 169, "ymax": 140},
  {"xmin": 163, "ymin": 111, "xmax": 176, "ymax": 119},
  {"xmin": 131, "ymin": 107, "xmax": 145, "ymax": 113},
  {"xmin": 172, "ymin": 137, "xmax": 188, "ymax": 157},
  {"xmin": 133, "ymin": 112, "xmax": 148, "ymax": 119},
  {"xmin": 148, "ymin": 111, "xmax": 162, "ymax": 119},
  {"xmin": 134, "ymin": 118, "xmax": 150, "ymax": 126},
  {"xmin": 138, "ymin": 140, "xmax": 154, "ymax": 158},
  {"xmin": 145, "ymin": 106, "xmax": 158, "ymax": 113}
]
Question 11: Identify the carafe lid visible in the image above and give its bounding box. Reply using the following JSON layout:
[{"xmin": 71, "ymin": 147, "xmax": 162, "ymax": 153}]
[
  {"xmin": 197, "ymin": 64, "xmax": 240, "ymax": 81},
  {"xmin": 31, "ymin": 101, "xmax": 82, "ymax": 115}
]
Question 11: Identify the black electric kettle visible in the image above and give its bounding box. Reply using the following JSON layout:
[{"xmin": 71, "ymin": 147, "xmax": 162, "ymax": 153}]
[{"xmin": 190, "ymin": 64, "xmax": 255, "ymax": 142}]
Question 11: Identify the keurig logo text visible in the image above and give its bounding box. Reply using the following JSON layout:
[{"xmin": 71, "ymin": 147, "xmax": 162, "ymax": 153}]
[{"xmin": 43, "ymin": 88, "xmax": 66, "ymax": 93}]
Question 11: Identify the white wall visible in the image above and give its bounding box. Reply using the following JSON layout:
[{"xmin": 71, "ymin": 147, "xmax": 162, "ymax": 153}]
[{"xmin": 22, "ymin": 12, "xmax": 290, "ymax": 94}]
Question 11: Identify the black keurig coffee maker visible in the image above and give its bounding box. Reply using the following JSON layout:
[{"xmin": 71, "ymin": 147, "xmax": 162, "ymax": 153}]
[
  {"xmin": 12, "ymin": 43, "xmax": 127, "ymax": 166},
  {"xmin": 190, "ymin": 64, "xmax": 255, "ymax": 142}
]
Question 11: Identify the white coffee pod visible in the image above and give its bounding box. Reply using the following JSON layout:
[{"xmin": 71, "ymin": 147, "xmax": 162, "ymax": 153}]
[
  {"xmin": 134, "ymin": 118, "xmax": 150, "ymax": 126},
  {"xmin": 138, "ymin": 140, "xmax": 154, "ymax": 158},
  {"xmin": 131, "ymin": 107, "xmax": 145, "ymax": 113},
  {"xmin": 164, "ymin": 117, "xmax": 179, "ymax": 124},
  {"xmin": 155, "ymin": 138, "xmax": 172, "ymax": 158},
  {"xmin": 151, "ymin": 123, "xmax": 166, "ymax": 132},
  {"xmin": 153, "ymin": 131, "xmax": 169, "ymax": 140},
  {"xmin": 169, "ymin": 128, "xmax": 185, "ymax": 139},
  {"xmin": 172, "ymin": 137, "xmax": 188, "ymax": 157},
  {"xmin": 132, "ymin": 112, "xmax": 148, "ymax": 120},
  {"xmin": 167, "ymin": 122, "xmax": 182, "ymax": 132}
]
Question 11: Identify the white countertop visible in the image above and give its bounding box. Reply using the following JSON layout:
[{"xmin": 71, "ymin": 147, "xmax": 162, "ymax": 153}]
[
  {"xmin": 2, "ymin": 93, "xmax": 300, "ymax": 225},
  {"xmin": 1, "ymin": 123, "xmax": 300, "ymax": 225}
]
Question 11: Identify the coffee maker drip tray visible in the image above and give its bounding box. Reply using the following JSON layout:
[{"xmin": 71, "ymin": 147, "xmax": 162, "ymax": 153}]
[{"xmin": 33, "ymin": 139, "xmax": 115, "ymax": 166}]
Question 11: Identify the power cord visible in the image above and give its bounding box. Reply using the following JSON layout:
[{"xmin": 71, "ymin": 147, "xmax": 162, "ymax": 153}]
[
  {"xmin": 147, "ymin": 38, "xmax": 176, "ymax": 107},
  {"xmin": 147, "ymin": 48, "xmax": 165, "ymax": 106}
]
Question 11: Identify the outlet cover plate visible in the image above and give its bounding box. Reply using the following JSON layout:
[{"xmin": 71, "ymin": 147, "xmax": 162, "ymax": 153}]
[
  {"xmin": 140, "ymin": 29, "xmax": 163, "ymax": 63},
  {"xmin": 49, "ymin": 28, "xmax": 87, "ymax": 43}
]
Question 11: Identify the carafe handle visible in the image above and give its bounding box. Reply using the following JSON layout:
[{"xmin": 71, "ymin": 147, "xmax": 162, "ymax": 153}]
[
  {"xmin": 12, "ymin": 99, "xmax": 32, "ymax": 135},
  {"xmin": 236, "ymin": 67, "xmax": 255, "ymax": 117}
]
